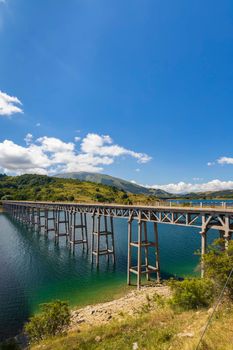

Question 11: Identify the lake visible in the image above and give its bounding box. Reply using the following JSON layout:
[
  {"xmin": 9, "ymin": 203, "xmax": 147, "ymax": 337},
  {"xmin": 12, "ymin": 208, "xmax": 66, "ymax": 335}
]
[{"xmin": 0, "ymin": 205, "xmax": 220, "ymax": 341}]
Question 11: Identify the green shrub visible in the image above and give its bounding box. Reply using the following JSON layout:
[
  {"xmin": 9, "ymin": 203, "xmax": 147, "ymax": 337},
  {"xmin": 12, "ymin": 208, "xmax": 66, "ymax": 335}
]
[
  {"xmin": 92, "ymin": 193, "xmax": 107, "ymax": 202},
  {"xmin": 24, "ymin": 300, "xmax": 71, "ymax": 343},
  {"xmin": 121, "ymin": 193, "xmax": 128, "ymax": 200},
  {"xmin": 204, "ymin": 239, "xmax": 233, "ymax": 299},
  {"xmin": 169, "ymin": 278, "xmax": 214, "ymax": 310},
  {"xmin": 1, "ymin": 195, "xmax": 13, "ymax": 200}
]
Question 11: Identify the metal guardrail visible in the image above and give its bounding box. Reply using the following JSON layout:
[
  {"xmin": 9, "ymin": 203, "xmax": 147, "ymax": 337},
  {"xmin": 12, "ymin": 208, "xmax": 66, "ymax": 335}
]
[{"xmin": 134, "ymin": 201, "xmax": 233, "ymax": 209}]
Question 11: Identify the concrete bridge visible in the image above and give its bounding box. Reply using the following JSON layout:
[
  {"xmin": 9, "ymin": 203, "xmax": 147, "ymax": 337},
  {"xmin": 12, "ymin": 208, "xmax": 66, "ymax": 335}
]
[{"xmin": 2, "ymin": 200, "xmax": 233, "ymax": 288}]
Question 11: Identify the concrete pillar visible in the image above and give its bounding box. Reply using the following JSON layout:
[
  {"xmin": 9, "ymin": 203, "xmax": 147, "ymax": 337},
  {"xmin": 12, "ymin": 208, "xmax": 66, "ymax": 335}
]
[{"xmin": 201, "ymin": 231, "xmax": 207, "ymax": 278}]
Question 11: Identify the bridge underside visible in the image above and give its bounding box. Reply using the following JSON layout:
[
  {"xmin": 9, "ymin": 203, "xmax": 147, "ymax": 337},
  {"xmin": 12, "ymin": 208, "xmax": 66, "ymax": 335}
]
[{"xmin": 2, "ymin": 201, "xmax": 233, "ymax": 288}]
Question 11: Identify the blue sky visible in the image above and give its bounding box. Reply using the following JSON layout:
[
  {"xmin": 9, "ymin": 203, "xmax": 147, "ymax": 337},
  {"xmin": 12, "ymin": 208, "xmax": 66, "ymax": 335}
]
[{"xmin": 0, "ymin": 0, "xmax": 233, "ymax": 193}]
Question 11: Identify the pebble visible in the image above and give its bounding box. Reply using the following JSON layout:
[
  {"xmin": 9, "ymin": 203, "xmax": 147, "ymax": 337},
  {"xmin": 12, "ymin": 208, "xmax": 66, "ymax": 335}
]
[{"xmin": 177, "ymin": 332, "xmax": 194, "ymax": 338}]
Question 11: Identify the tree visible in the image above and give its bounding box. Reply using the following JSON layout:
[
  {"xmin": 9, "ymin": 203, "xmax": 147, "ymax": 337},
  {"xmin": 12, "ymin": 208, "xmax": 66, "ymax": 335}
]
[
  {"xmin": 169, "ymin": 278, "xmax": 214, "ymax": 310},
  {"xmin": 204, "ymin": 239, "xmax": 233, "ymax": 299},
  {"xmin": 25, "ymin": 300, "xmax": 71, "ymax": 343}
]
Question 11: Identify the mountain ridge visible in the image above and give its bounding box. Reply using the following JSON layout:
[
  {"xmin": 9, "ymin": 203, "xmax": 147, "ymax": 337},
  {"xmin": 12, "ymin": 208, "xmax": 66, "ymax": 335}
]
[
  {"xmin": 55, "ymin": 172, "xmax": 233, "ymax": 199},
  {"xmin": 55, "ymin": 172, "xmax": 172, "ymax": 198}
]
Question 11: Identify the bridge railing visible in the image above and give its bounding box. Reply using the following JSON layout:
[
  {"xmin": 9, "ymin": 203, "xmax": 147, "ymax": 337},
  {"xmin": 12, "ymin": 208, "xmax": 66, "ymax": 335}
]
[
  {"xmin": 149, "ymin": 200, "xmax": 233, "ymax": 209},
  {"xmin": 130, "ymin": 200, "xmax": 233, "ymax": 209}
]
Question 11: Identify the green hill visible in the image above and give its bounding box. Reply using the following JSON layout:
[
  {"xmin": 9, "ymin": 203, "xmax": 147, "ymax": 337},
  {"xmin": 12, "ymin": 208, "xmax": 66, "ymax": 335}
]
[
  {"xmin": 0, "ymin": 174, "xmax": 159, "ymax": 205},
  {"xmin": 55, "ymin": 172, "xmax": 172, "ymax": 198},
  {"xmin": 180, "ymin": 189, "xmax": 233, "ymax": 200}
]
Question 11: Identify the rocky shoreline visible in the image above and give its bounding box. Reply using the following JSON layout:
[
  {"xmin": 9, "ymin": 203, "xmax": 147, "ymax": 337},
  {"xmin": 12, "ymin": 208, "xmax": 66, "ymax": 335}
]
[
  {"xmin": 70, "ymin": 284, "xmax": 171, "ymax": 331},
  {"xmin": 2, "ymin": 284, "xmax": 170, "ymax": 349}
]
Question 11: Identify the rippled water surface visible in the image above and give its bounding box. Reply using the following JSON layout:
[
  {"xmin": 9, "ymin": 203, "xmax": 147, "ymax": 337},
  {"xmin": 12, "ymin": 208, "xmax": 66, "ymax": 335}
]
[{"xmin": 0, "ymin": 209, "xmax": 219, "ymax": 341}]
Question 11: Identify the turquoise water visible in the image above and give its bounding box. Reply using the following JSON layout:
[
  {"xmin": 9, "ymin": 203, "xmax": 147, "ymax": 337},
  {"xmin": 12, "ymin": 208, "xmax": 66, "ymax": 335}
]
[{"xmin": 0, "ymin": 209, "xmax": 219, "ymax": 341}]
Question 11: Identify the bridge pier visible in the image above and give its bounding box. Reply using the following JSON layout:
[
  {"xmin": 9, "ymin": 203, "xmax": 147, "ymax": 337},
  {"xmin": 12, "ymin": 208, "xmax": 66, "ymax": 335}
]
[
  {"xmin": 218, "ymin": 216, "xmax": 232, "ymax": 250},
  {"xmin": 91, "ymin": 212, "xmax": 115, "ymax": 267},
  {"xmin": 200, "ymin": 215, "xmax": 209, "ymax": 278},
  {"xmin": 30, "ymin": 207, "xmax": 35, "ymax": 227},
  {"xmin": 200, "ymin": 231, "xmax": 207, "ymax": 278},
  {"xmin": 55, "ymin": 210, "xmax": 70, "ymax": 242},
  {"xmin": 223, "ymin": 215, "xmax": 232, "ymax": 250},
  {"xmin": 36, "ymin": 208, "xmax": 45, "ymax": 232},
  {"xmin": 44, "ymin": 209, "xmax": 56, "ymax": 236},
  {"xmin": 69, "ymin": 212, "xmax": 88, "ymax": 251},
  {"xmin": 127, "ymin": 211, "xmax": 160, "ymax": 289}
]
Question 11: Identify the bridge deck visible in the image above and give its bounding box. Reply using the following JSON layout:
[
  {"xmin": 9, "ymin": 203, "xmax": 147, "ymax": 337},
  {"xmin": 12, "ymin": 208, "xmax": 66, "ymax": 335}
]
[{"xmin": 2, "ymin": 200, "xmax": 233, "ymax": 213}]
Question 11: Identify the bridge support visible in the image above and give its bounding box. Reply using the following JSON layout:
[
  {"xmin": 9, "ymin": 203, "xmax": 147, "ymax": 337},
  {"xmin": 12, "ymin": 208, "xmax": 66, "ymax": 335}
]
[
  {"xmin": 55, "ymin": 210, "xmax": 70, "ymax": 242},
  {"xmin": 30, "ymin": 207, "xmax": 35, "ymax": 227},
  {"xmin": 69, "ymin": 212, "xmax": 88, "ymax": 251},
  {"xmin": 36, "ymin": 208, "xmax": 45, "ymax": 231},
  {"xmin": 127, "ymin": 211, "xmax": 160, "ymax": 289},
  {"xmin": 200, "ymin": 231, "xmax": 207, "ymax": 278},
  {"xmin": 218, "ymin": 216, "xmax": 232, "ymax": 250},
  {"xmin": 200, "ymin": 215, "xmax": 208, "ymax": 278},
  {"xmin": 91, "ymin": 212, "xmax": 115, "ymax": 267},
  {"xmin": 44, "ymin": 209, "xmax": 56, "ymax": 236},
  {"xmin": 223, "ymin": 215, "xmax": 232, "ymax": 250}
]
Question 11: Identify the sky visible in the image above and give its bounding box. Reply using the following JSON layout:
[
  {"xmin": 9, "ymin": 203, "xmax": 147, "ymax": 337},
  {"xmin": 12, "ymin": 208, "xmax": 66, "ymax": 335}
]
[{"xmin": 0, "ymin": 0, "xmax": 233, "ymax": 193}]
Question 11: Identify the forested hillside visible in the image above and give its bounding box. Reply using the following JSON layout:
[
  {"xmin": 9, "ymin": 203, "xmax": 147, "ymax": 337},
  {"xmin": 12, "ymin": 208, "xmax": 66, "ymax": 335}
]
[{"xmin": 0, "ymin": 174, "xmax": 158, "ymax": 205}]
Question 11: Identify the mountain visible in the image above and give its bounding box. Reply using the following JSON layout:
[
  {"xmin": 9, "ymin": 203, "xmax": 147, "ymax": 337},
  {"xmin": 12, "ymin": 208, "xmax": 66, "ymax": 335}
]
[{"xmin": 55, "ymin": 172, "xmax": 172, "ymax": 198}]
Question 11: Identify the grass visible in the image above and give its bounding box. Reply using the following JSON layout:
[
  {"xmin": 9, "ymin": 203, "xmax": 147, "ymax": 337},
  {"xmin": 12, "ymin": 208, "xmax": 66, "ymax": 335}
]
[{"xmin": 30, "ymin": 300, "xmax": 233, "ymax": 350}]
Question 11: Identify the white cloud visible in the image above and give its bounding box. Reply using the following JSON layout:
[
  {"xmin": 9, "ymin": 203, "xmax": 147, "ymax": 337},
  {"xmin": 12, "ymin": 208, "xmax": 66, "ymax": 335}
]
[
  {"xmin": 0, "ymin": 91, "xmax": 23, "ymax": 116},
  {"xmin": 207, "ymin": 156, "xmax": 233, "ymax": 166},
  {"xmin": 74, "ymin": 136, "xmax": 81, "ymax": 142},
  {"xmin": 0, "ymin": 133, "xmax": 151, "ymax": 175},
  {"xmin": 0, "ymin": 140, "xmax": 50, "ymax": 173},
  {"xmin": 81, "ymin": 133, "xmax": 151, "ymax": 164},
  {"xmin": 24, "ymin": 133, "xmax": 33, "ymax": 145},
  {"xmin": 147, "ymin": 179, "xmax": 233, "ymax": 194},
  {"xmin": 217, "ymin": 157, "xmax": 233, "ymax": 165},
  {"xmin": 37, "ymin": 136, "xmax": 75, "ymax": 153}
]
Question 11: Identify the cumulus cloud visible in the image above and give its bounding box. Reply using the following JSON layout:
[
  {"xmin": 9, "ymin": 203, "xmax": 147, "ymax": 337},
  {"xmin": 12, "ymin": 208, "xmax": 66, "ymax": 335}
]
[
  {"xmin": 0, "ymin": 140, "xmax": 50, "ymax": 173},
  {"xmin": 37, "ymin": 136, "xmax": 74, "ymax": 153},
  {"xmin": 0, "ymin": 133, "xmax": 151, "ymax": 175},
  {"xmin": 74, "ymin": 136, "xmax": 81, "ymax": 142},
  {"xmin": 81, "ymin": 133, "xmax": 151, "ymax": 163},
  {"xmin": 146, "ymin": 179, "xmax": 233, "ymax": 194},
  {"xmin": 0, "ymin": 91, "xmax": 23, "ymax": 116},
  {"xmin": 217, "ymin": 157, "xmax": 233, "ymax": 165},
  {"xmin": 207, "ymin": 156, "xmax": 233, "ymax": 166}
]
